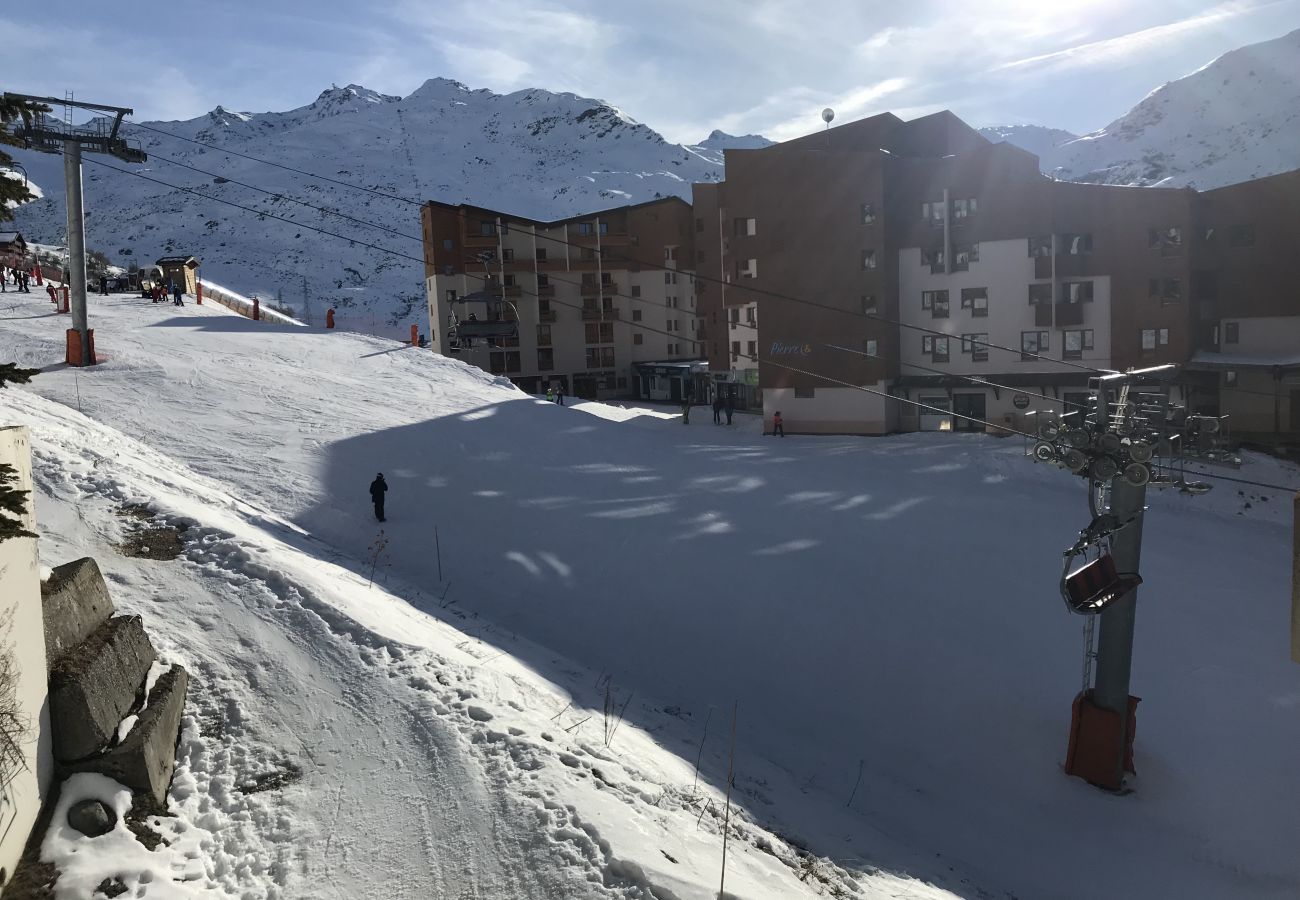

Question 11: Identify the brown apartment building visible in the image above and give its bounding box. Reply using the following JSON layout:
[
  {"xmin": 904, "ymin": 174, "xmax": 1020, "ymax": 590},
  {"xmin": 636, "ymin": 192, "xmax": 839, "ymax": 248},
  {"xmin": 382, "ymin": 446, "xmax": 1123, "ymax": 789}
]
[
  {"xmin": 421, "ymin": 198, "xmax": 703, "ymax": 400},
  {"xmin": 693, "ymin": 111, "xmax": 1300, "ymax": 437}
]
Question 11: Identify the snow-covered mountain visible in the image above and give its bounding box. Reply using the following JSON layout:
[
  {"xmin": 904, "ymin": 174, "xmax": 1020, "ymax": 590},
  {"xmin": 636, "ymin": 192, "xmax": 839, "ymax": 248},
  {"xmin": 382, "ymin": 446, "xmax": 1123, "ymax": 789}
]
[
  {"xmin": 685, "ymin": 129, "xmax": 775, "ymax": 165},
  {"xmin": 8, "ymin": 80, "xmax": 743, "ymax": 336},
  {"xmin": 1043, "ymin": 28, "xmax": 1300, "ymax": 188},
  {"xmin": 977, "ymin": 125, "xmax": 1078, "ymax": 159}
]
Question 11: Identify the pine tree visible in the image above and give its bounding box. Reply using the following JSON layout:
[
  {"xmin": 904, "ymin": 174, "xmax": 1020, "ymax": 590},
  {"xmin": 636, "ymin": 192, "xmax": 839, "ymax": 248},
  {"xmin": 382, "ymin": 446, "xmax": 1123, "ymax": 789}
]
[
  {"xmin": 0, "ymin": 363, "xmax": 38, "ymax": 542},
  {"xmin": 0, "ymin": 96, "xmax": 49, "ymax": 224}
]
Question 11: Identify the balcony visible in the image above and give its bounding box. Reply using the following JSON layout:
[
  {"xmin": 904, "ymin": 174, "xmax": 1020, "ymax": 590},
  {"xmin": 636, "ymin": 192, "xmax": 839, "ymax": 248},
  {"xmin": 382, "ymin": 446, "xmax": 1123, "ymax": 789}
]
[
  {"xmin": 1033, "ymin": 255, "xmax": 1053, "ymax": 279},
  {"xmin": 581, "ymin": 306, "xmax": 619, "ymax": 320},
  {"xmin": 1054, "ymin": 253, "xmax": 1094, "ymax": 277},
  {"xmin": 1055, "ymin": 301, "xmax": 1084, "ymax": 327},
  {"xmin": 1033, "ymin": 302, "xmax": 1053, "ymax": 328},
  {"xmin": 538, "ymin": 309, "xmax": 557, "ymax": 323},
  {"xmin": 536, "ymin": 284, "xmax": 555, "ymax": 297},
  {"xmin": 580, "ymin": 280, "xmax": 617, "ymax": 297},
  {"xmin": 463, "ymin": 233, "xmax": 498, "ymax": 248}
]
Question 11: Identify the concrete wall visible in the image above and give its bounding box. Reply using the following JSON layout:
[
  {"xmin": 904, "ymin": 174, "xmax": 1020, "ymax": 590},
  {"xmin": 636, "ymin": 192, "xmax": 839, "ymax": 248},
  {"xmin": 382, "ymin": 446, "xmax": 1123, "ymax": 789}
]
[
  {"xmin": 763, "ymin": 384, "xmax": 896, "ymax": 435},
  {"xmin": 0, "ymin": 426, "xmax": 52, "ymax": 885},
  {"xmin": 1218, "ymin": 316, "xmax": 1300, "ymax": 357}
]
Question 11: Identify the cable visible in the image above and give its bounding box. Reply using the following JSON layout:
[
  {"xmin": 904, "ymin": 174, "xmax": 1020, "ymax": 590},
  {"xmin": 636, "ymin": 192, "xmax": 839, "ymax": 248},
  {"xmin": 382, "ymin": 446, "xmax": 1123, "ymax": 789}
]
[
  {"xmin": 1154, "ymin": 465, "xmax": 1298, "ymax": 494},
  {"xmin": 126, "ymin": 118, "xmax": 1106, "ymax": 373},
  {"xmin": 145, "ymin": 151, "xmax": 424, "ymax": 244},
  {"xmin": 87, "ymin": 154, "xmax": 1300, "ymax": 487},
  {"xmin": 125, "ymin": 120, "xmax": 422, "ymax": 207}
]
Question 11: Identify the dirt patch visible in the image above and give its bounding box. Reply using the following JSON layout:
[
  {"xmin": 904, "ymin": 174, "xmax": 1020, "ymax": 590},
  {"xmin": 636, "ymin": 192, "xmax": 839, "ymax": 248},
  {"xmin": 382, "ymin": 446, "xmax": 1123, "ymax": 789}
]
[
  {"xmin": 115, "ymin": 503, "xmax": 155, "ymax": 522},
  {"xmin": 240, "ymin": 760, "xmax": 303, "ymax": 795},
  {"xmin": 124, "ymin": 795, "xmax": 169, "ymax": 852},
  {"xmin": 93, "ymin": 877, "xmax": 127, "ymax": 898},
  {"xmin": 2, "ymin": 859, "xmax": 58, "ymax": 899},
  {"xmin": 118, "ymin": 525, "xmax": 187, "ymax": 561}
]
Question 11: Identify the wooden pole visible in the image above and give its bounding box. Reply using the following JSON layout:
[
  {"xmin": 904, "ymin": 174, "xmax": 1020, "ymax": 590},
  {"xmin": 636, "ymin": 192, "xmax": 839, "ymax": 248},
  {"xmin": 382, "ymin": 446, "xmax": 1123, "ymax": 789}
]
[
  {"xmin": 719, "ymin": 701, "xmax": 737, "ymax": 899},
  {"xmin": 1291, "ymin": 493, "xmax": 1299, "ymax": 664}
]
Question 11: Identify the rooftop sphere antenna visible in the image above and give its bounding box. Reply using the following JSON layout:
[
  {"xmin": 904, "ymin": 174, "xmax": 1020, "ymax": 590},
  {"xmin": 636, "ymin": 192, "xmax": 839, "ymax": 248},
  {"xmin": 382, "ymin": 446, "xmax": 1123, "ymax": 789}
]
[{"xmin": 821, "ymin": 107, "xmax": 835, "ymax": 130}]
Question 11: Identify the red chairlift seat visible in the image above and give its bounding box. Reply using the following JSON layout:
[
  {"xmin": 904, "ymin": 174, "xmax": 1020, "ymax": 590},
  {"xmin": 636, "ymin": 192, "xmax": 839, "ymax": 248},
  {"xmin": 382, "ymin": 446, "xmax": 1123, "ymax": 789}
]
[{"xmin": 1062, "ymin": 553, "xmax": 1142, "ymax": 615}]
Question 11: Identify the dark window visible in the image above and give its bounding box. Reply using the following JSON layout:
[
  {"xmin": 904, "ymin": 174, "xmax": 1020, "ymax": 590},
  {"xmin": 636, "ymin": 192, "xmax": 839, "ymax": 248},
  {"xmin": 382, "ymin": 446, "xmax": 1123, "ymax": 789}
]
[
  {"xmin": 632, "ymin": 309, "xmax": 642, "ymax": 322},
  {"xmin": 1063, "ymin": 329, "xmax": 1094, "ymax": 359},
  {"xmin": 1028, "ymin": 283, "xmax": 1053, "ymax": 305},
  {"xmin": 960, "ymin": 288, "xmax": 988, "ymax": 315},
  {"xmin": 536, "ymin": 324, "xmax": 551, "ymax": 346},
  {"xmin": 537, "ymin": 274, "xmax": 549, "ymax": 288},
  {"xmin": 1029, "ymin": 236, "xmax": 1052, "ymax": 258},
  {"xmin": 479, "ymin": 221, "xmax": 496, "ymax": 236},
  {"xmin": 442, "ymin": 238, "xmax": 453, "ymax": 251},
  {"xmin": 633, "ymin": 333, "xmax": 643, "ymax": 345},
  {"xmin": 961, "ymin": 333, "xmax": 989, "ymax": 362},
  {"xmin": 1228, "ymin": 225, "xmax": 1255, "ymax": 247},
  {"xmin": 503, "ymin": 274, "xmax": 516, "ymax": 287},
  {"xmin": 584, "ymin": 347, "xmax": 615, "ymax": 368},
  {"xmin": 501, "ymin": 248, "xmax": 514, "ymax": 262},
  {"xmin": 922, "ymin": 247, "xmax": 945, "ymax": 270},
  {"xmin": 921, "ymin": 335, "xmax": 950, "ymax": 361},
  {"xmin": 922, "ymin": 290, "xmax": 949, "ymax": 317},
  {"xmin": 1147, "ymin": 278, "xmax": 1181, "ymax": 304},
  {"xmin": 860, "ymin": 203, "xmax": 875, "ymax": 225},
  {"xmin": 445, "ymin": 289, "xmax": 458, "ymax": 303},
  {"xmin": 795, "ymin": 386, "xmax": 816, "ymax": 398},
  {"xmin": 1148, "ymin": 226, "xmax": 1182, "ymax": 255},
  {"xmin": 1021, "ymin": 331, "xmax": 1049, "ymax": 360},
  {"xmin": 599, "ymin": 222, "xmax": 609, "ymax": 235},
  {"xmin": 1224, "ymin": 322, "xmax": 1239, "ymax": 344},
  {"xmin": 577, "ymin": 222, "xmax": 593, "ymax": 236},
  {"xmin": 537, "ymin": 348, "xmax": 554, "ymax": 370},
  {"xmin": 536, "ymin": 248, "xmax": 547, "ymax": 262}
]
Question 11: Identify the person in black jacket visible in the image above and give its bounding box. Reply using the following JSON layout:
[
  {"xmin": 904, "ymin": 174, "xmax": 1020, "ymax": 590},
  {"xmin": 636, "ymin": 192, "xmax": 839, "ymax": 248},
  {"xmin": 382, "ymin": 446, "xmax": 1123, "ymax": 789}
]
[{"xmin": 369, "ymin": 473, "xmax": 388, "ymax": 522}]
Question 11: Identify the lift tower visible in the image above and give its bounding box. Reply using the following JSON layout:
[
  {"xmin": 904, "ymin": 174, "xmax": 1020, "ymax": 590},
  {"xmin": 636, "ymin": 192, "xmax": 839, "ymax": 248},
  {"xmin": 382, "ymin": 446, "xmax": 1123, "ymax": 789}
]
[{"xmin": 2, "ymin": 93, "xmax": 146, "ymax": 366}]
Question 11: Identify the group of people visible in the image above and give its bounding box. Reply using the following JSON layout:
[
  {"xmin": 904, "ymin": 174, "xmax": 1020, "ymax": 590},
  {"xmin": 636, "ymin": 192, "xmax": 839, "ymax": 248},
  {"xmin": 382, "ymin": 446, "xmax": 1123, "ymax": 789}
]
[
  {"xmin": 1, "ymin": 266, "xmax": 32, "ymax": 293},
  {"xmin": 711, "ymin": 393, "xmax": 736, "ymax": 425},
  {"xmin": 544, "ymin": 384, "xmax": 567, "ymax": 406},
  {"xmin": 148, "ymin": 281, "xmax": 185, "ymax": 306}
]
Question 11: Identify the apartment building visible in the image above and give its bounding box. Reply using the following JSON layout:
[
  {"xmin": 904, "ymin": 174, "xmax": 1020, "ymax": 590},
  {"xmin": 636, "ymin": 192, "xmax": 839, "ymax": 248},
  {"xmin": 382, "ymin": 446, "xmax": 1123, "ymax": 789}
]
[
  {"xmin": 421, "ymin": 198, "xmax": 700, "ymax": 400},
  {"xmin": 694, "ymin": 111, "xmax": 1299, "ymax": 437}
]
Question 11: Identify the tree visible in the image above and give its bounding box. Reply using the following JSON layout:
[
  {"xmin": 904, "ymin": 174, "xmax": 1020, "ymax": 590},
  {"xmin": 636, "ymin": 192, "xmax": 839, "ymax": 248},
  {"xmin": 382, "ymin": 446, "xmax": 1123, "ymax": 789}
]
[
  {"xmin": 0, "ymin": 364, "xmax": 37, "ymax": 542},
  {"xmin": 0, "ymin": 96, "xmax": 48, "ymax": 224}
]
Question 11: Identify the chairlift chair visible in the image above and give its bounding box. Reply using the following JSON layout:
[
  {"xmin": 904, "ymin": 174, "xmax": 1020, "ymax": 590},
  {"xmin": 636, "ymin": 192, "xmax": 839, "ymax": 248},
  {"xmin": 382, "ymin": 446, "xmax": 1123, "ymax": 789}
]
[
  {"xmin": 449, "ymin": 289, "xmax": 520, "ymax": 348},
  {"xmin": 1061, "ymin": 551, "xmax": 1143, "ymax": 615}
]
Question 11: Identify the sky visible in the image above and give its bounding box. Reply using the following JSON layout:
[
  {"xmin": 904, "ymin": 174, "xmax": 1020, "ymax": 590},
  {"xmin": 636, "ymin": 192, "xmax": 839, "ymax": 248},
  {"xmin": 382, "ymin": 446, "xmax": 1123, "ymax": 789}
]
[{"xmin": 2, "ymin": 0, "xmax": 1297, "ymax": 144}]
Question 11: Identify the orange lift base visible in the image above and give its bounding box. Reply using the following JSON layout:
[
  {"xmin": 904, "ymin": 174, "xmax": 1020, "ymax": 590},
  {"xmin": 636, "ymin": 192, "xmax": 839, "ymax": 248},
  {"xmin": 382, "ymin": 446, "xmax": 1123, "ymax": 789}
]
[
  {"xmin": 65, "ymin": 329, "xmax": 97, "ymax": 367},
  {"xmin": 1064, "ymin": 690, "xmax": 1139, "ymax": 791}
]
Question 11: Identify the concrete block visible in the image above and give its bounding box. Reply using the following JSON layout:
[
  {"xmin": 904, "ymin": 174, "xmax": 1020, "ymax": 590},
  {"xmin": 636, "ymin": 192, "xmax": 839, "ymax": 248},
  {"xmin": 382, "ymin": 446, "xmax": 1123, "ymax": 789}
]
[
  {"xmin": 65, "ymin": 667, "xmax": 188, "ymax": 807},
  {"xmin": 42, "ymin": 557, "xmax": 115, "ymax": 664},
  {"xmin": 49, "ymin": 616, "xmax": 156, "ymax": 762}
]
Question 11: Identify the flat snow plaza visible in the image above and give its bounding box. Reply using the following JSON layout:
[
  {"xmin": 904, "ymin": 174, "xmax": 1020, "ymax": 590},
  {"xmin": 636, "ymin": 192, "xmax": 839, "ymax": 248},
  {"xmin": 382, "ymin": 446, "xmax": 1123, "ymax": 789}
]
[{"xmin": 1, "ymin": 290, "xmax": 1296, "ymax": 898}]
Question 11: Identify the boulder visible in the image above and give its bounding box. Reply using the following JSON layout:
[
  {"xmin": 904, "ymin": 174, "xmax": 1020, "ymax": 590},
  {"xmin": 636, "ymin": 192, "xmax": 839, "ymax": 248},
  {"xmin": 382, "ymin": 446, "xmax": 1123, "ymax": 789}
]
[
  {"xmin": 65, "ymin": 666, "xmax": 188, "ymax": 807},
  {"xmin": 49, "ymin": 616, "xmax": 156, "ymax": 762},
  {"xmin": 42, "ymin": 557, "xmax": 115, "ymax": 665},
  {"xmin": 66, "ymin": 798, "xmax": 116, "ymax": 837}
]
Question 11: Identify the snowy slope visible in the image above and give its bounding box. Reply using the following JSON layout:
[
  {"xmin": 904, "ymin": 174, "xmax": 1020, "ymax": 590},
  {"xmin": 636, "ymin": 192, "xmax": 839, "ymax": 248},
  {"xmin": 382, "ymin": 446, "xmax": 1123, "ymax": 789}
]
[
  {"xmin": 684, "ymin": 130, "xmax": 775, "ymax": 165},
  {"xmin": 7, "ymin": 80, "xmax": 730, "ymax": 338},
  {"xmin": 1044, "ymin": 28, "xmax": 1300, "ymax": 188},
  {"xmin": 977, "ymin": 124, "xmax": 1078, "ymax": 159},
  {"xmin": 2, "ymin": 291, "xmax": 1298, "ymax": 899}
]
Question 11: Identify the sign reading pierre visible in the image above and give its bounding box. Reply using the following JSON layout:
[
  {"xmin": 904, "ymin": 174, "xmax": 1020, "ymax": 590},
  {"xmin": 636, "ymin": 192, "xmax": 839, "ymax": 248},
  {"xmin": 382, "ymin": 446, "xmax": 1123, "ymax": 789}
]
[{"xmin": 770, "ymin": 341, "xmax": 812, "ymax": 357}]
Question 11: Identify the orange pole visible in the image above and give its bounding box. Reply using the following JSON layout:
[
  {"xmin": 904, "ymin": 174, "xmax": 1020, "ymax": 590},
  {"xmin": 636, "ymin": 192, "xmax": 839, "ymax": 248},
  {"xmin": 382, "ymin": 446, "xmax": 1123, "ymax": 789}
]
[
  {"xmin": 196, "ymin": 280, "xmax": 203, "ymax": 305},
  {"xmin": 411, "ymin": 324, "xmax": 419, "ymax": 346},
  {"xmin": 60, "ymin": 285, "xmax": 70, "ymax": 314},
  {"xmin": 326, "ymin": 308, "xmax": 335, "ymax": 329},
  {"xmin": 252, "ymin": 297, "xmax": 260, "ymax": 320}
]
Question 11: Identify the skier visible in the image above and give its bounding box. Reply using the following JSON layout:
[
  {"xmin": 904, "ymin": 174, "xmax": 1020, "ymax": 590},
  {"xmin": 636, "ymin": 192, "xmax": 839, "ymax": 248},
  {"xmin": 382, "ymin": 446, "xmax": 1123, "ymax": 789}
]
[
  {"xmin": 681, "ymin": 396, "xmax": 691, "ymax": 425},
  {"xmin": 46, "ymin": 284, "xmax": 56, "ymax": 304},
  {"xmin": 369, "ymin": 473, "xmax": 388, "ymax": 522},
  {"xmin": 172, "ymin": 282, "xmax": 184, "ymax": 306},
  {"xmin": 99, "ymin": 274, "xmax": 109, "ymax": 295},
  {"xmin": 724, "ymin": 393, "xmax": 735, "ymax": 426},
  {"xmin": 546, "ymin": 386, "xmax": 554, "ymax": 403},
  {"xmin": 772, "ymin": 411, "xmax": 784, "ymax": 437},
  {"xmin": 712, "ymin": 395, "xmax": 723, "ymax": 424},
  {"xmin": 19, "ymin": 270, "xmax": 29, "ymax": 293},
  {"xmin": 556, "ymin": 384, "xmax": 565, "ymax": 406}
]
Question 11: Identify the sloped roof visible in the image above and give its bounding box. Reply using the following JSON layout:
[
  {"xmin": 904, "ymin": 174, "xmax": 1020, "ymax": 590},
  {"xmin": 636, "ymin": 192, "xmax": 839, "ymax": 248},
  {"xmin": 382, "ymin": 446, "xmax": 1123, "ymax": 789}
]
[{"xmin": 156, "ymin": 255, "xmax": 199, "ymax": 267}]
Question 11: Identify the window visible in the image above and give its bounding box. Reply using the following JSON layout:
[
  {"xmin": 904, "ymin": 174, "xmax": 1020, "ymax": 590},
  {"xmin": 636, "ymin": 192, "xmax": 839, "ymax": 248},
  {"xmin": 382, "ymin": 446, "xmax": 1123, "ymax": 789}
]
[
  {"xmin": 1061, "ymin": 281, "xmax": 1093, "ymax": 303},
  {"xmin": 1229, "ymin": 225, "xmax": 1255, "ymax": 247},
  {"xmin": 1021, "ymin": 331, "xmax": 1049, "ymax": 360},
  {"xmin": 665, "ymin": 246, "xmax": 676, "ymax": 261},
  {"xmin": 922, "ymin": 200, "xmax": 944, "ymax": 224},
  {"xmin": 734, "ymin": 218, "xmax": 756, "ymax": 236},
  {"xmin": 729, "ymin": 308, "xmax": 739, "ymax": 324},
  {"xmin": 577, "ymin": 222, "xmax": 593, "ymax": 236},
  {"xmin": 536, "ymin": 348, "xmax": 554, "ymax": 370},
  {"xmin": 1224, "ymin": 322, "xmax": 1239, "ymax": 344},
  {"xmin": 960, "ymin": 288, "xmax": 987, "ymax": 315},
  {"xmin": 747, "ymin": 340, "xmax": 756, "ymax": 357},
  {"xmin": 633, "ymin": 333, "xmax": 643, "ymax": 345},
  {"xmin": 536, "ymin": 248, "xmax": 547, "ymax": 262},
  {"xmin": 632, "ymin": 309, "xmax": 642, "ymax": 322},
  {"xmin": 695, "ymin": 217, "xmax": 704, "ymax": 232},
  {"xmin": 862, "ymin": 249, "xmax": 877, "ymax": 270},
  {"xmin": 499, "ymin": 222, "xmax": 509, "ymax": 235},
  {"xmin": 598, "ymin": 222, "xmax": 609, "ymax": 235},
  {"xmin": 1028, "ymin": 283, "xmax": 1052, "ymax": 306},
  {"xmin": 1063, "ymin": 329, "xmax": 1094, "ymax": 359},
  {"xmin": 536, "ymin": 324, "xmax": 552, "ymax": 346},
  {"xmin": 861, "ymin": 295, "xmax": 878, "ymax": 315},
  {"xmin": 731, "ymin": 340, "xmax": 740, "ymax": 360},
  {"xmin": 442, "ymin": 238, "xmax": 453, "ymax": 251},
  {"xmin": 1139, "ymin": 328, "xmax": 1169, "ymax": 350},
  {"xmin": 1028, "ymin": 236, "xmax": 1052, "ymax": 258},
  {"xmin": 745, "ymin": 307, "xmax": 756, "ymax": 325},
  {"xmin": 534, "ymin": 274, "xmax": 548, "ymax": 290},
  {"xmin": 667, "ymin": 343, "xmax": 677, "ymax": 355},
  {"xmin": 740, "ymin": 258, "xmax": 757, "ymax": 279},
  {"xmin": 953, "ymin": 243, "xmax": 978, "ymax": 271},
  {"xmin": 697, "ymin": 250, "xmax": 705, "ymax": 263},
  {"xmin": 922, "ymin": 290, "xmax": 949, "ymax": 318},
  {"xmin": 795, "ymin": 387, "xmax": 816, "ymax": 399},
  {"xmin": 584, "ymin": 347, "xmax": 615, "ymax": 368},
  {"xmin": 1225, "ymin": 370, "xmax": 1237, "ymax": 387},
  {"xmin": 953, "ymin": 198, "xmax": 978, "ymax": 219},
  {"xmin": 503, "ymin": 274, "xmax": 516, "ymax": 287},
  {"xmin": 666, "ymin": 319, "xmax": 677, "ymax": 332},
  {"xmin": 1147, "ymin": 278, "xmax": 1181, "ymax": 304},
  {"xmin": 501, "ymin": 248, "xmax": 514, "ymax": 262},
  {"xmin": 1062, "ymin": 233, "xmax": 1093, "ymax": 255},
  {"xmin": 865, "ymin": 339, "xmax": 878, "ymax": 357},
  {"xmin": 488, "ymin": 350, "xmax": 520, "ymax": 374},
  {"xmin": 664, "ymin": 271, "xmax": 678, "ymax": 284},
  {"xmin": 445, "ymin": 289, "xmax": 458, "ymax": 303},
  {"xmin": 960, "ymin": 333, "xmax": 990, "ymax": 362},
  {"xmin": 600, "ymin": 272, "xmax": 612, "ymax": 285},
  {"xmin": 479, "ymin": 221, "xmax": 496, "ymax": 236},
  {"xmin": 922, "ymin": 247, "xmax": 945, "ymax": 270},
  {"xmin": 630, "ymin": 285, "xmax": 641, "ymax": 297},
  {"xmin": 860, "ymin": 203, "xmax": 876, "ymax": 225},
  {"xmin": 580, "ymin": 247, "xmax": 597, "ymax": 260},
  {"xmin": 1148, "ymin": 226, "xmax": 1183, "ymax": 255},
  {"xmin": 667, "ymin": 296, "xmax": 677, "ymax": 308},
  {"xmin": 921, "ymin": 335, "xmax": 950, "ymax": 362}
]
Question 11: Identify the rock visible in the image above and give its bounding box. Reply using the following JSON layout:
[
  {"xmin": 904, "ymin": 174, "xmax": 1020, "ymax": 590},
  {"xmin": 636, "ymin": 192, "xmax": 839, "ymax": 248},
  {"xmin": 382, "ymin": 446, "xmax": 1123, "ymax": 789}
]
[
  {"xmin": 42, "ymin": 557, "xmax": 115, "ymax": 665},
  {"xmin": 66, "ymin": 799, "xmax": 116, "ymax": 837},
  {"xmin": 49, "ymin": 616, "xmax": 156, "ymax": 762},
  {"xmin": 65, "ymin": 666, "xmax": 189, "ymax": 806}
]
